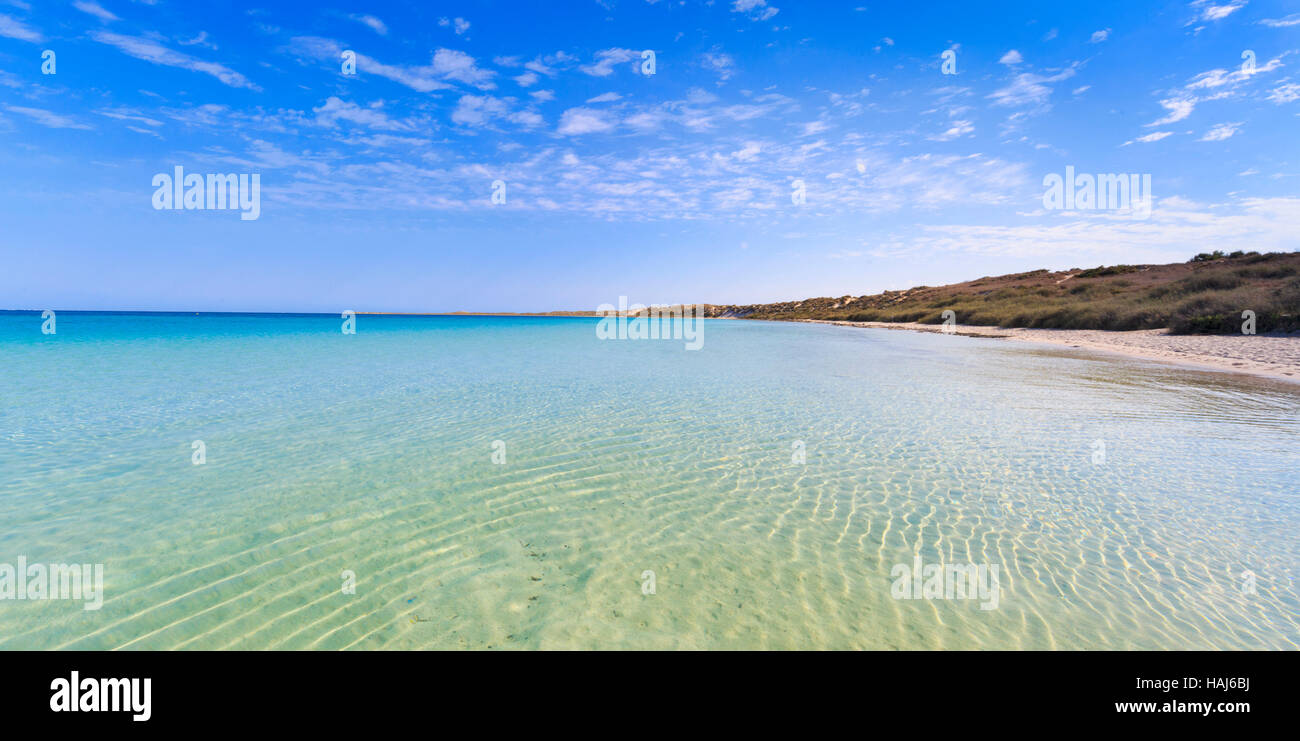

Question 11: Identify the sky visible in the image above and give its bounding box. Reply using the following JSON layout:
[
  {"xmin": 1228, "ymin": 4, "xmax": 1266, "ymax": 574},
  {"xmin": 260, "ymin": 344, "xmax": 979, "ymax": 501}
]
[{"xmin": 0, "ymin": 0, "xmax": 1297, "ymax": 313}]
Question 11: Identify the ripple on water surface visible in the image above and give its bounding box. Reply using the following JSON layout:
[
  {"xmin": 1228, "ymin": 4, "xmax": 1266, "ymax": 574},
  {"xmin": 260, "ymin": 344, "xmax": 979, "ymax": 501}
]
[{"xmin": 0, "ymin": 314, "xmax": 1296, "ymax": 649}]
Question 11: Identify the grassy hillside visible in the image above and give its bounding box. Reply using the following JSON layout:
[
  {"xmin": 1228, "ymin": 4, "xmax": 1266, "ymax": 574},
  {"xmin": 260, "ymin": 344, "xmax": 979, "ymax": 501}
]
[{"xmin": 703, "ymin": 251, "xmax": 1300, "ymax": 334}]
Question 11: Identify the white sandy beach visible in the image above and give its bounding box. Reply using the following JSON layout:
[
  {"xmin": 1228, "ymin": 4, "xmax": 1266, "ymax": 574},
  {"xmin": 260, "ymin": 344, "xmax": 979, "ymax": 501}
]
[{"xmin": 806, "ymin": 320, "xmax": 1300, "ymax": 384}]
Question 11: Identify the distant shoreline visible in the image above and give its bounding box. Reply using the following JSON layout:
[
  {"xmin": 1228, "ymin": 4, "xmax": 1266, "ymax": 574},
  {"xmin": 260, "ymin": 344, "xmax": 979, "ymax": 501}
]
[{"xmin": 805, "ymin": 319, "xmax": 1300, "ymax": 385}]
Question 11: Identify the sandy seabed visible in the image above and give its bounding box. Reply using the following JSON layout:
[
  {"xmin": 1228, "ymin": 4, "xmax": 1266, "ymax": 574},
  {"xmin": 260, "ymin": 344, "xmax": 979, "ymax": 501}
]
[{"xmin": 806, "ymin": 320, "xmax": 1300, "ymax": 384}]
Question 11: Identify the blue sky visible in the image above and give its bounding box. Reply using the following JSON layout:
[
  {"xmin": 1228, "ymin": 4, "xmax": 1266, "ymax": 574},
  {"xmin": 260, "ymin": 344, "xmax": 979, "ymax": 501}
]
[{"xmin": 1, "ymin": 0, "xmax": 1297, "ymax": 312}]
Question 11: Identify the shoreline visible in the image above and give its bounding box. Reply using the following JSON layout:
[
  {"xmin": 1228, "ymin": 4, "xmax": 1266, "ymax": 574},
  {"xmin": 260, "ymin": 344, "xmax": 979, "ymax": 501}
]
[{"xmin": 803, "ymin": 320, "xmax": 1300, "ymax": 385}]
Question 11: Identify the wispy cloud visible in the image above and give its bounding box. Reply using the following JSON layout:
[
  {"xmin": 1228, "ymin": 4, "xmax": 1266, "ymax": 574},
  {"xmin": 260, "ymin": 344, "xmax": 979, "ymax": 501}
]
[
  {"xmin": 1200, "ymin": 122, "xmax": 1241, "ymax": 141},
  {"xmin": 91, "ymin": 31, "xmax": 259, "ymax": 90},
  {"xmin": 929, "ymin": 120, "xmax": 974, "ymax": 141},
  {"xmin": 439, "ymin": 17, "xmax": 470, "ymax": 35},
  {"xmin": 451, "ymin": 94, "xmax": 540, "ymax": 128},
  {"xmin": 1259, "ymin": 13, "xmax": 1300, "ymax": 27},
  {"xmin": 1122, "ymin": 131, "xmax": 1173, "ymax": 145},
  {"xmin": 581, "ymin": 48, "xmax": 643, "ymax": 77},
  {"xmin": 73, "ymin": 1, "xmax": 118, "ymax": 23},
  {"xmin": 287, "ymin": 38, "xmax": 494, "ymax": 91},
  {"xmin": 1189, "ymin": 0, "xmax": 1248, "ymax": 24},
  {"xmin": 732, "ymin": 0, "xmax": 779, "ymax": 22},
  {"xmin": 5, "ymin": 105, "xmax": 92, "ymax": 130},
  {"xmin": 557, "ymin": 107, "xmax": 616, "ymax": 135},
  {"xmin": 1145, "ymin": 53, "xmax": 1286, "ymax": 126},
  {"xmin": 431, "ymin": 48, "xmax": 496, "ymax": 88},
  {"xmin": 1149, "ymin": 97, "xmax": 1196, "ymax": 125},
  {"xmin": 350, "ymin": 14, "xmax": 387, "ymax": 36},
  {"xmin": 96, "ymin": 106, "xmax": 163, "ymax": 128},
  {"xmin": 1267, "ymin": 83, "xmax": 1300, "ymax": 104},
  {"xmin": 178, "ymin": 31, "xmax": 217, "ymax": 50},
  {"xmin": 988, "ymin": 66, "xmax": 1077, "ymax": 108},
  {"xmin": 0, "ymin": 13, "xmax": 41, "ymax": 42},
  {"xmin": 902, "ymin": 196, "xmax": 1300, "ymax": 262},
  {"xmin": 313, "ymin": 97, "xmax": 413, "ymax": 131},
  {"xmin": 702, "ymin": 52, "xmax": 735, "ymax": 81}
]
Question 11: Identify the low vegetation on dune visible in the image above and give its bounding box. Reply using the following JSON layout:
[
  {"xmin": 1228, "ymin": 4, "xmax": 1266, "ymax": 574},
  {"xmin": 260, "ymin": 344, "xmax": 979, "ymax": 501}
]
[{"xmin": 703, "ymin": 251, "xmax": 1300, "ymax": 334}]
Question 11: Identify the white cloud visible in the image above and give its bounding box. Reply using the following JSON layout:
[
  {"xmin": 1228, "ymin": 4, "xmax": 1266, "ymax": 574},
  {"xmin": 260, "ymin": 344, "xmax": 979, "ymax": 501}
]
[
  {"xmin": 1148, "ymin": 97, "xmax": 1196, "ymax": 125},
  {"xmin": 1089, "ymin": 28, "xmax": 1111, "ymax": 43},
  {"xmin": 313, "ymin": 97, "xmax": 411, "ymax": 130},
  {"xmin": 96, "ymin": 107, "xmax": 163, "ymax": 128},
  {"xmin": 178, "ymin": 31, "xmax": 217, "ymax": 50},
  {"xmin": 449, "ymin": 95, "xmax": 538, "ymax": 128},
  {"xmin": 581, "ymin": 48, "xmax": 641, "ymax": 77},
  {"xmin": 1199, "ymin": 122, "xmax": 1241, "ymax": 141},
  {"xmin": 1122, "ymin": 131, "xmax": 1173, "ymax": 145},
  {"xmin": 801, "ymin": 120, "xmax": 829, "ymax": 136},
  {"xmin": 288, "ymin": 38, "xmax": 494, "ymax": 92},
  {"xmin": 998, "ymin": 50, "xmax": 1023, "ymax": 65},
  {"xmin": 703, "ymin": 52, "xmax": 735, "ymax": 81},
  {"xmin": 350, "ymin": 14, "xmax": 387, "ymax": 36},
  {"xmin": 1139, "ymin": 131, "xmax": 1173, "ymax": 143},
  {"xmin": 732, "ymin": 0, "xmax": 779, "ymax": 21},
  {"xmin": 929, "ymin": 120, "xmax": 974, "ymax": 141},
  {"xmin": 586, "ymin": 92, "xmax": 622, "ymax": 103},
  {"xmin": 521, "ymin": 52, "xmax": 575, "ymax": 78},
  {"xmin": 439, "ymin": 17, "xmax": 470, "ymax": 35},
  {"xmin": 509, "ymin": 109, "xmax": 542, "ymax": 128},
  {"xmin": 1191, "ymin": 1, "xmax": 1247, "ymax": 23},
  {"xmin": 4, "ymin": 105, "xmax": 92, "ymax": 129},
  {"xmin": 1145, "ymin": 54, "xmax": 1285, "ymax": 126},
  {"xmin": 904, "ymin": 197, "xmax": 1300, "ymax": 262},
  {"xmin": 0, "ymin": 13, "xmax": 42, "ymax": 42},
  {"xmin": 450, "ymin": 95, "xmax": 499, "ymax": 126},
  {"xmin": 988, "ymin": 67, "xmax": 1076, "ymax": 108},
  {"xmin": 1259, "ymin": 13, "xmax": 1300, "ymax": 27},
  {"xmin": 1267, "ymin": 83, "xmax": 1300, "ymax": 103},
  {"xmin": 431, "ymin": 48, "xmax": 495, "ymax": 88},
  {"xmin": 74, "ymin": 1, "xmax": 119, "ymax": 22},
  {"xmin": 513, "ymin": 71, "xmax": 538, "ymax": 87},
  {"xmin": 1185, "ymin": 57, "xmax": 1281, "ymax": 90},
  {"xmin": 90, "ymin": 31, "xmax": 258, "ymax": 90},
  {"xmin": 557, "ymin": 107, "xmax": 616, "ymax": 135},
  {"xmin": 732, "ymin": 142, "xmax": 761, "ymax": 161}
]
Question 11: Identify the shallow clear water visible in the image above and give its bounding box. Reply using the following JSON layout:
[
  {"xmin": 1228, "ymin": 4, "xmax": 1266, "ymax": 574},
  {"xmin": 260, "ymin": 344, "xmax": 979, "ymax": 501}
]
[{"xmin": 1, "ymin": 312, "xmax": 1296, "ymax": 650}]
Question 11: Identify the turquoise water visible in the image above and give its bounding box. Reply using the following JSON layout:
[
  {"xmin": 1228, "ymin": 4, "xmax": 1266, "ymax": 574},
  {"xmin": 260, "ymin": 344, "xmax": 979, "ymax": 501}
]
[{"xmin": 1, "ymin": 312, "xmax": 1297, "ymax": 649}]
